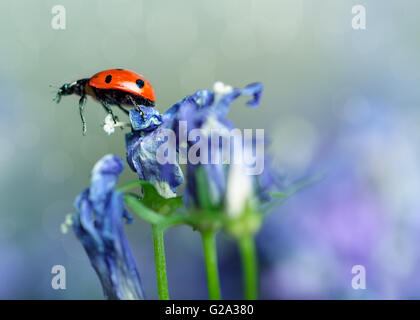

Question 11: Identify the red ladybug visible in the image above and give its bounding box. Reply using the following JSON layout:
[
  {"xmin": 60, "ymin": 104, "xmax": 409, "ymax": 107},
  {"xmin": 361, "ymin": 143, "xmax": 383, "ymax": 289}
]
[{"xmin": 55, "ymin": 68, "xmax": 155, "ymax": 135}]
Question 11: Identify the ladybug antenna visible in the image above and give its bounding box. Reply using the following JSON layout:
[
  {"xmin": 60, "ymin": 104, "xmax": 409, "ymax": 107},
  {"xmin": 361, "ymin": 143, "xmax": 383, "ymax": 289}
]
[
  {"xmin": 53, "ymin": 85, "xmax": 64, "ymax": 103},
  {"xmin": 49, "ymin": 85, "xmax": 59, "ymax": 93},
  {"xmin": 50, "ymin": 85, "xmax": 60, "ymax": 101}
]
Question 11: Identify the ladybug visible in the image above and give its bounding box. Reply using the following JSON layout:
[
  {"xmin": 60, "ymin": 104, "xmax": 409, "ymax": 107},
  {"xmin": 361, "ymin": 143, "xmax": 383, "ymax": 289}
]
[{"xmin": 55, "ymin": 68, "xmax": 155, "ymax": 135}]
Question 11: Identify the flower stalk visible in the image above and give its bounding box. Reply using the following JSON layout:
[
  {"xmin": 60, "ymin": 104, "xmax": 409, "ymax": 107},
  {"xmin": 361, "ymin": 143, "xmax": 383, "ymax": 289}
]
[
  {"xmin": 152, "ymin": 225, "xmax": 170, "ymax": 300},
  {"xmin": 238, "ymin": 235, "xmax": 258, "ymax": 300},
  {"xmin": 201, "ymin": 230, "xmax": 222, "ymax": 300}
]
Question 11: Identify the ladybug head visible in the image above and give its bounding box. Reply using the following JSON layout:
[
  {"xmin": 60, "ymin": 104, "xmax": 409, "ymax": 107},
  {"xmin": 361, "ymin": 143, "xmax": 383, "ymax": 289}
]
[
  {"xmin": 54, "ymin": 79, "xmax": 88, "ymax": 103},
  {"xmin": 54, "ymin": 83, "xmax": 74, "ymax": 103}
]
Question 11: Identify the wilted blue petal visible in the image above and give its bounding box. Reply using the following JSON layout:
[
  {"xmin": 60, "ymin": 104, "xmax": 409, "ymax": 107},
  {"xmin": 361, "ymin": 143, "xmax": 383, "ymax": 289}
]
[
  {"xmin": 129, "ymin": 107, "xmax": 162, "ymax": 132},
  {"xmin": 162, "ymin": 83, "xmax": 263, "ymax": 210},
  {"xmin": 189, "ymin": 89, "xmax": 215, "ymax": 109},
  {"xmin": 214, "ymin": 82, "xmax": 263, "ymax": 115},
  {"xmin": 162, "ymin": 96, "xmax": 201, "ymax": 132},
  {"xmin": 73, "ymin": 154, "xmax": 144, "ymax": 300},
  {"xmin": 126, "ymin": 128, "xmax": 184, "ymax": 198},
  {"xmin": 89, "ymin": 154, "xmax": 124, "ymax": 214}
]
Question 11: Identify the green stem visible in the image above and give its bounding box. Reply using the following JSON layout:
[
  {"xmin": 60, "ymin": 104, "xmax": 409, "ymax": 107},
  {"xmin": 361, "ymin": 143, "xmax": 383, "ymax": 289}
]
[
  {"xmin": 152, "ymin": 225, "xmax": 169, "ymax": 300},
  {"xmin": 238, "ymin": 235, "xmax": 258, "ymax": 300},
  {"xmin": 201, "ymin": 230, "xmax": 221, "ymax": 300}
]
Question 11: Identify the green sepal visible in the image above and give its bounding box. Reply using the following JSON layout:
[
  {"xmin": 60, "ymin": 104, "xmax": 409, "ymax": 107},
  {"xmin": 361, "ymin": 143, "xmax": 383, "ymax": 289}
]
[
  {"xmin": 269, "ymin": 192, "xmax": 287, "ymax": 198},
  {"xmin": 124, "ymin": 194, "xmax": 165, "ymax": 225},
  {"xmin": 118, "ymin": 180, "xmax": 183, "ymax": 215},
  {"xmin": 224, "ymin": 200, "xmax": 262, "ymax": 239}
]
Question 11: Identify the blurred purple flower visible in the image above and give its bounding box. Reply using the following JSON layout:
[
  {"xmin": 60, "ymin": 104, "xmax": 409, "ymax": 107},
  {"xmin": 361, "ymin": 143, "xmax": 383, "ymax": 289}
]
[{"xmin": 72, "ymin": 154, "xmax": 144, "ymax": 300}]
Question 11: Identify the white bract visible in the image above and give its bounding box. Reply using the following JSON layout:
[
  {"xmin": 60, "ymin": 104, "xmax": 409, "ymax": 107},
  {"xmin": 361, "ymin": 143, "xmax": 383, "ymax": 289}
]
[
  {"xmin": 225, "ymin": 161, "xmax": 254, "ymax": 218},
  {"xmin": 213, "ymin": 81, "xmax": 233, "ymax": 95},
  {"xmin": 102, "ymin": 114, "xmax": 129, "ymax": 135},
  {"xmin": 60, "ymin": 213, "xmax": 74, "ymax": 234}
]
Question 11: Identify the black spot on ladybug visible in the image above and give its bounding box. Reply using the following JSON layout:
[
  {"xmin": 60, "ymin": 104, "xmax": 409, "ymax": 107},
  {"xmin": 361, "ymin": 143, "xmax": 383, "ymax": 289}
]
[
  {"xmin": 116, "ymin": 68, "xmax": 124, "ymax": 71},
  {"xmin": 136, "ymin": 79, "xmax": 144, "ymax": 89},
  {"xmin": 105, "ymin": 75, "xmax": 112, "ymax": 83}
]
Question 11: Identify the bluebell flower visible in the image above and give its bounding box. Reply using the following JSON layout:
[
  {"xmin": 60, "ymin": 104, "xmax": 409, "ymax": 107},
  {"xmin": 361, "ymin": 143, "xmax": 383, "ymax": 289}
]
[
  {"xmin": 125, "ymin": 81, "xmax": 274, "ymax": 213},
  {"xmin": 162, "ymin": 81, "xmax": 272, "ymax": 217},
  {"xmin": 72, "ymin": 154, "xmax": 145, "ymax": 300}
]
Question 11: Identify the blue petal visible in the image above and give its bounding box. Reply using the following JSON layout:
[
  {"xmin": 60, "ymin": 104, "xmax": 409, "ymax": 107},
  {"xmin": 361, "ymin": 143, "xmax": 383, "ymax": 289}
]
[
  {"xmin": 130, "ymin": 107, "xmax": 162, "ymax": 132},
  {"xmin": 73, "ymin": 155, "xmax": 144, "ymax": 300},
  {"xmin": 190, "ymin": 90, "xmax": 215, "ymax": 108},
  {"xmin": 241, "ymin": 82, "xmax": 263, "ymax": 107},
  {"xmin": 89, "ymin": 154, "xmax": 124, "ymax": 214},
  {"xmin": 215, "ymin": 82, "xmax": 263, "ymax": 115},
  {"xmin": 126, "ymin": 127, "xmax": 184, "ymax": 197}
]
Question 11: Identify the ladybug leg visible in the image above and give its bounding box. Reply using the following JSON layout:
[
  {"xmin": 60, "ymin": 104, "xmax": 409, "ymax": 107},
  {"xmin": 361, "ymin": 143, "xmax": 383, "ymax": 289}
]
[
  {"xmin": 100, "ymin": 101, "xmax": 119, "ymax": 123},
  {"xmin": 135, "ymin": 105, "xmax": 146, "ymax": 121},
  {"xmin": 79, "ymin": 95, "xmax": 87, "ymax": 135},
  {"xmin": 128, "ymin": 96, "xmax": 145, "ymax": 121}
]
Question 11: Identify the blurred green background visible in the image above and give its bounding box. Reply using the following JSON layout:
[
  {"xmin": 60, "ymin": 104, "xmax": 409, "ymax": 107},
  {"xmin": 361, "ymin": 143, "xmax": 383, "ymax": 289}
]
[{"xmin": 1, "ymin": 0, "xmax": 420, "ymax": 299}]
